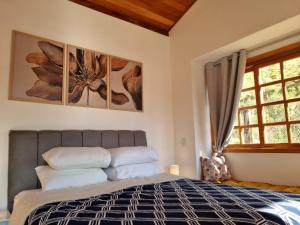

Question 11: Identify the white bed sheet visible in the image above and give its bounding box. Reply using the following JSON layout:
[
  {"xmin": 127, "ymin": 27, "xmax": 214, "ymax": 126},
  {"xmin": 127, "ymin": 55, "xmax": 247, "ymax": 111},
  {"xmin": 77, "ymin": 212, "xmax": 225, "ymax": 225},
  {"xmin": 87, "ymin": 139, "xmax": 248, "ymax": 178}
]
[{"xmin": 10, "ymin": 173, "xmax": 181, "ymax": 225}]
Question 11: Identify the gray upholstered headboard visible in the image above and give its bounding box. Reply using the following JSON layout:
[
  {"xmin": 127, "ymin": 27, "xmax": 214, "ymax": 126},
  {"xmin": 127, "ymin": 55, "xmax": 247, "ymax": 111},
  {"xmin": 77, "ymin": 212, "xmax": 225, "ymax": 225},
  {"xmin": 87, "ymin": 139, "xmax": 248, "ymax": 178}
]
[{"xmin": 8, "ymin": 130, "xmax": 147, "ymax": 212}]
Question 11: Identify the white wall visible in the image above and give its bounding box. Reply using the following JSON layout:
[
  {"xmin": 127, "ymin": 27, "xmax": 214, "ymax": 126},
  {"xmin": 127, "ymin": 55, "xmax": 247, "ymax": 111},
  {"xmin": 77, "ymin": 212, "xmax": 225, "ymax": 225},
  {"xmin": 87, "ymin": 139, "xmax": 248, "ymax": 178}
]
[
  {"xmin": 169, "ymin": 0, "xmax": 300, "ymax": 179},
  {"xmin": 0, "ymin": 0, "xmax": 175, "ymax": 209}
]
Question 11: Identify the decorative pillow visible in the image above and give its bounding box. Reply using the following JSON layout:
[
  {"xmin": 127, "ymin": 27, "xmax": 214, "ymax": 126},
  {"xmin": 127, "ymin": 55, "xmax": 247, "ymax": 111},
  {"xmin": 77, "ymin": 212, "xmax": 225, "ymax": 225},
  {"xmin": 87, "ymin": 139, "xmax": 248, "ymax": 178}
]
[
  {"xmin": 36, "ymin": 166, "xmax": 107, "ymax": 191},
  {"xmin": 104, "ymin": 163, "xmax": 158, "ymax": 181},
  {"xmin": 109, "ymin": 146, "xmax": 158, "ymax": 167},
  {"xmin": 42, "ymin": 147, "xmax": 111, "ymax": 170},
  {"xmin": 201, "ymin": 156, "xmax": 231, "ymax": 182}
]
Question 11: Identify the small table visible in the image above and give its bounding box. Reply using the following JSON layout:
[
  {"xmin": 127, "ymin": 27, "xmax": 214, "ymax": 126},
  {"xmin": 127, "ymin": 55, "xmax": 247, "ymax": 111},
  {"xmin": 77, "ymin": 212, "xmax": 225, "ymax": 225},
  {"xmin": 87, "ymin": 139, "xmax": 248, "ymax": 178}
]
[{"xmin": 0, "ymin": 210, "xmax": 10, "ymax": 225}]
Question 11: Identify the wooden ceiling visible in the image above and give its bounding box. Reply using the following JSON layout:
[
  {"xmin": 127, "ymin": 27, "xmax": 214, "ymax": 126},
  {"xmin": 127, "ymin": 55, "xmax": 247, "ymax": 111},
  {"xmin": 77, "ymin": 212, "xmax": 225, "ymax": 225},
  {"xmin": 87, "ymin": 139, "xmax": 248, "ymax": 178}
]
[{"xmin": 69, "ymin": 0, "xmax": 196, "ymax": 36}]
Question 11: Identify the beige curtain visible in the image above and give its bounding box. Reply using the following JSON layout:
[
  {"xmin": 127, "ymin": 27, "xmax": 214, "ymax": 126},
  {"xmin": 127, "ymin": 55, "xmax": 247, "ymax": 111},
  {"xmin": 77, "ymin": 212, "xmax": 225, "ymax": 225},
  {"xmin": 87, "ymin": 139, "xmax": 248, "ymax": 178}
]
[{"xmin": 205, "ymin": 50, "xmax": 247, "ymax": 154}]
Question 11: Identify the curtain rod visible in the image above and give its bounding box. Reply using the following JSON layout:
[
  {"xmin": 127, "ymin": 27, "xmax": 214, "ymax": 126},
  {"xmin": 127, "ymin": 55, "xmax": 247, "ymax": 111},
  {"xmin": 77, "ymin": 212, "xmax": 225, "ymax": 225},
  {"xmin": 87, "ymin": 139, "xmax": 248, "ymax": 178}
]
[
  {"xmin": 213, "ymin": 55, "xmax": 233, "ymax": 66},
  {"xmin": 212, "ymin": 30, "xmax": 300, "ymax": 67}
]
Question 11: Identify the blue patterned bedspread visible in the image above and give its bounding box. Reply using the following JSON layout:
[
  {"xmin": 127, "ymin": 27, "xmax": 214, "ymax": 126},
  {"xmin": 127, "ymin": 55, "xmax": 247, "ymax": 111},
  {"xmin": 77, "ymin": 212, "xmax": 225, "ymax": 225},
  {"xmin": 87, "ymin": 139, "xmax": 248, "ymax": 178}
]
[{"xmin": 26, "ymin": 179, "xmax": 300, "ymax": 225}]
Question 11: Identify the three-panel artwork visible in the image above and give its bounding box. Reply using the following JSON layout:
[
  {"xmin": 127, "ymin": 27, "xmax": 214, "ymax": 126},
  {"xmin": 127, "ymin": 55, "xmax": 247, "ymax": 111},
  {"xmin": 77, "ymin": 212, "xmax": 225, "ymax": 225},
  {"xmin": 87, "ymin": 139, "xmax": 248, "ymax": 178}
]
[{"xmin": 9, "ymin": 31, "xmax": 143, "ymax": 112}]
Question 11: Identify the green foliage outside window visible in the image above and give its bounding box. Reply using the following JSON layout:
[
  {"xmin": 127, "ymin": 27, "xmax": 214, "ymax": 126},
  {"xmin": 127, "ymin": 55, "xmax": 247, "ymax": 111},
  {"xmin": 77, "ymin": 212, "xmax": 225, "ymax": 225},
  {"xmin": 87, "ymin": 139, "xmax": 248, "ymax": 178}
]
[
  {"xmin": 239, "ymin": 90, "xmax": 256, "ymax": 107},
  {"xmin": 230, "ymin": 129, "xmax": 240, "ymax": 144},
  {"xmin": 264, "ymin": 125, "xmax": 288, "ymax": 144},
  {"xmin": 259, "ymin": 63, "xmax": 281, "ymax": 84},
  {"xmin": 288, "ymin": 102, "xmax": 300, "ymax": 121},
  {"xmin": 262, "ymin": 104, "xmax": 285, "ymax": 123},
  {"xmin": 229, "ymin": 56, "xmax": 300, "ymax": 146},
  {"xmin": 242, "ymin": 127, "xmax": 260, "ymax": 144},
  {"xmin": 261, "ymin": 83, "xmax": 283, "ymax": 103},
  {"xmin": 242, "ymin": 72, "xmax": 255, "ymax": 89},
  {"xmin": 291, "ymin": 124, "xmax": 300, "ymax": 143},
  {"xmin": 286, "ymin": 80, "xmax": 300, "ymax": 99},
  {"xmin": 284, "ymin": 57, "xmax": 300, "ymax": 78}
]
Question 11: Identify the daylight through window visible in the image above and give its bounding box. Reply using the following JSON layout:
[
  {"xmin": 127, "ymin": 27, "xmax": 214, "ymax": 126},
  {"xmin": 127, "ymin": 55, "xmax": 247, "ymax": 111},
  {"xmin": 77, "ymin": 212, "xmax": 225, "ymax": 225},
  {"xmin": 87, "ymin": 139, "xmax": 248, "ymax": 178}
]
[{"xmin": 229, "ymin": 48, "xmax": 300, "ymax": 149}]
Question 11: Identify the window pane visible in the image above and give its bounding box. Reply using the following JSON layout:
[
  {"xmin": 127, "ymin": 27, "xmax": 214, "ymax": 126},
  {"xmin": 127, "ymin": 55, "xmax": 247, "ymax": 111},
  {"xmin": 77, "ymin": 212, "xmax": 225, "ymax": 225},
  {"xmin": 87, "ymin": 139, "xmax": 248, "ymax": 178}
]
[
  {"xmin": 264, "ymin": 125, "xmax": 288, "ymax": 144},
  {"xmin": 260, "ymin": 83, "xmax": 283, "ymax": 103},
  {"xmin": 290, "ymin": 124, "xmax": 300, "ymax": 143},
  {"xmin": 283, "ymin": 56, "xmax": 300, "ymax": 79},
  {"xmin": 241, "ymin": 127, "xmax": 260, "ymax": 144},
  {"xmin": 229, "ymin": 129, "xmax": 240, "ymax": 144},
  {"xmin": 288, "ymin": 101, "xmax": 300, "ymax": 121},
  {"xmin": 259, "ymin": 63, "xmax": 281, "ymax": 84},
  {"xmin": 239, "ymin": 90, "xmax": 256, "ymax": 107},
  {"xmin": 262, "ymin": 104, "xmax": 286, "ymax": 123},
  {"xmin": 242, "ymin": 71, "xmax": 255, "ymax": 89},
  {"xmin": 240, "ymin": 108, "xmax": 257, "ymax": 125},
  {"xmin": 285, "ymin": 79, "xmax": 300, "ymax": 100}
]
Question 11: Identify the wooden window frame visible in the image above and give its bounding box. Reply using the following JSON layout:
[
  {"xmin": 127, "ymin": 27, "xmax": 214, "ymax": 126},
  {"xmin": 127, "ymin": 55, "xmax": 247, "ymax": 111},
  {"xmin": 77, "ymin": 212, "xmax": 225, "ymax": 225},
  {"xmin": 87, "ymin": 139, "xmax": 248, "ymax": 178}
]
[{"xmin": 225, "ymin": 41, "xmax": 300, "ymax": 153}]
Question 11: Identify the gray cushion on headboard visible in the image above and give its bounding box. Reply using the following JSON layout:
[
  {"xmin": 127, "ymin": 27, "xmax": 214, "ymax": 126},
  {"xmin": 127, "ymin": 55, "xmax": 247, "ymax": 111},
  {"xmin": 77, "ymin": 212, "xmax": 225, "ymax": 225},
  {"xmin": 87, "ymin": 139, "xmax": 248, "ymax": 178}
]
[{"xmin": 8, "ymin": 130, "xmax": 147, "ymax": 212}]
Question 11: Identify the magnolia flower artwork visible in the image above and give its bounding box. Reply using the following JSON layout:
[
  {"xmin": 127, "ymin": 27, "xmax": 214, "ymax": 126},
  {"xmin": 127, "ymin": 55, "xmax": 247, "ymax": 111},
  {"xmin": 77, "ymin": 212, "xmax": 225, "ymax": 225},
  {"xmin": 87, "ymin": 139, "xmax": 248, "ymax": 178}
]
[
  {"xmin": 9, "ymin": 31, "xmax": 64, "ymax": 104},
  {"xmin": 67, "ymin": 45, "xmax": 109, "ymax": 108},
  {"xmin": 109, "ymin": 56, "xmax": 143, "ymax": 111},
  {"xmin": 9, "ymin": 31, "xmax": 143, "ymax": 112}
]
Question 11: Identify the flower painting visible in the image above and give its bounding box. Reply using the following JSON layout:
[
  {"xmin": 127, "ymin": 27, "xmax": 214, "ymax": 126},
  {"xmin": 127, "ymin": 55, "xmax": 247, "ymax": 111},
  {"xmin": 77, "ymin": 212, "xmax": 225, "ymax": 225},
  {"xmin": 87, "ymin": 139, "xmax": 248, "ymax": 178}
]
[
  {"xmin": 9, "ymin": 31, "xmax": 65, "ymax": 104},
  {"xmin": 67, "ymin": 45, "xmax": 108, "ymax": 108},
  {"xmin": 109, "ymin": 56, "xmax": 143, "ymax": 111},
  {"xmin": 9, "ymin": 31, "xmax": 144, "ymax": 112}
]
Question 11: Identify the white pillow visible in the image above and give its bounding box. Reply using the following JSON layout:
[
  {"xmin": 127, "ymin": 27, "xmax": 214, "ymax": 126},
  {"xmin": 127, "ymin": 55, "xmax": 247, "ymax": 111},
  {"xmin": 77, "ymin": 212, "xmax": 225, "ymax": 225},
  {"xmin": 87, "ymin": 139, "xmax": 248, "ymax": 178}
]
[
  {"xmin": 42, "ymin": 147, "xmax": 111, "ymax": 170},
  {"xmin": 104, "ymin": 163, "xmax": 158, "ymax": 181},
  {"xmin": 109, "ymin": 146, "xmax": 158, "ymax": 167},
  {"xmin": 36, "ymin": 166, "xmax": 107, "ymax": 191}
]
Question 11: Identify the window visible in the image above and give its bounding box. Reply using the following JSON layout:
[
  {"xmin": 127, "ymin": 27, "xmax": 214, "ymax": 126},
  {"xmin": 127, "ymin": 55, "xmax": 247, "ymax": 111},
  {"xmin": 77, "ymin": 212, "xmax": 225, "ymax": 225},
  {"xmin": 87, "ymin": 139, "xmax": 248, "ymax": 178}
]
[{"xmin": 228, "ymin": 42, "xmax": 300, "ymax": 152}]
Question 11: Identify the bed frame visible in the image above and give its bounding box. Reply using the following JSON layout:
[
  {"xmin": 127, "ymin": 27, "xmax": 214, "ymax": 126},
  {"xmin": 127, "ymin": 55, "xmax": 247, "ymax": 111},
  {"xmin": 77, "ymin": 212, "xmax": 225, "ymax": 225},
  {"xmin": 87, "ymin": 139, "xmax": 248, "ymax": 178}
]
[{"xmin": 8, "ymin": 130, "xmax": 147, "ymax": 212}]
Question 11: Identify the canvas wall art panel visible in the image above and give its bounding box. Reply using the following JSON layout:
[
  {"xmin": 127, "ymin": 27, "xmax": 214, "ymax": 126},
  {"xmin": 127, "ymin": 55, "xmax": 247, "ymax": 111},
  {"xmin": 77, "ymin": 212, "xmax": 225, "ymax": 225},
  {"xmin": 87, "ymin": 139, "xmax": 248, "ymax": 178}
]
[
  {"xmin": 109, "ymin": 56, "xmax": 143, "ymax": 111},
  {"xmin": 9, "ymin": 31, "xmax": 65, "ymax": 104},
  {"xmin": 66, "ymin": 45, "xmax": 108, "ymax": 108}
]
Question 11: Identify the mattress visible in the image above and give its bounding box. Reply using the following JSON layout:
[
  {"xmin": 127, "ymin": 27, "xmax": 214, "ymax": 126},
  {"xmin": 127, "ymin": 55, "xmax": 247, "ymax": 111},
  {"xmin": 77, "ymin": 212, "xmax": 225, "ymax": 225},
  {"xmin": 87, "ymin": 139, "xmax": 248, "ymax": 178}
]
[{"xmin": 11, "ymin": 174, "xmax": 300, "ymax": 225}]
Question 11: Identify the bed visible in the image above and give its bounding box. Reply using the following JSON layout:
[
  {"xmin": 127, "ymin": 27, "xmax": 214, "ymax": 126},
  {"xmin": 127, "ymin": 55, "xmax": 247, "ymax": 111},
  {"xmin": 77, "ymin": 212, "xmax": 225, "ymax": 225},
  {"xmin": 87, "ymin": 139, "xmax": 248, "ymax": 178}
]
[{"xmin": 8, "ymin": 130, "xmax": 300, "ymax": 225}]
